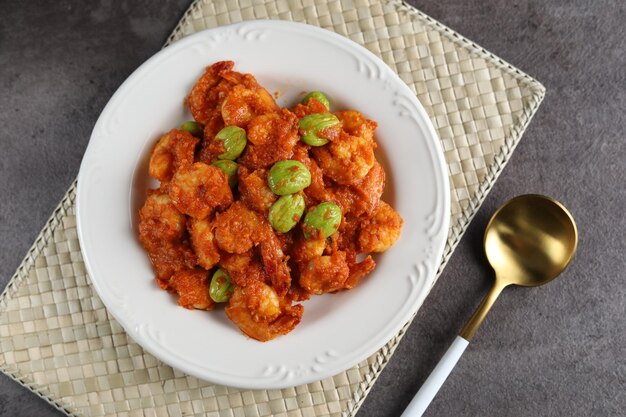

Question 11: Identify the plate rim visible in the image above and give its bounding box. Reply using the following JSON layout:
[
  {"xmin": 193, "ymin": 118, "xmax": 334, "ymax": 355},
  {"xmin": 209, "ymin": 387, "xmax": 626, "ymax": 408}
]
[{"xmin": 76, "ymin": 19, "xmax": 450, "ymax": 389}]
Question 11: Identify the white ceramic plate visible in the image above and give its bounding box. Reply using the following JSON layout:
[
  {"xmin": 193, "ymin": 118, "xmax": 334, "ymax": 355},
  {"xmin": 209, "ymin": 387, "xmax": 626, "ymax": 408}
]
[{"xmin": 76, "ymin": 20, "xmax": 449, "ymax": 389}]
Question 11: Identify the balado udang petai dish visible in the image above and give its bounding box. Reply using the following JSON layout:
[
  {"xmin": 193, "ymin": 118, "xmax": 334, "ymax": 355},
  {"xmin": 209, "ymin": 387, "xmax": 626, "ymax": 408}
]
[{"xmin": 138, "ymin": 61, "xmax": 403, "ymax": 341}]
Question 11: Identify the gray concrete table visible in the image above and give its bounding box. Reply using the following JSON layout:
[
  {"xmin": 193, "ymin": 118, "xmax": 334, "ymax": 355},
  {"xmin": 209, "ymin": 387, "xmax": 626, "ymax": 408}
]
[{"xmin": 1, "ymin": 1, "xmax": 624, "ymax": 416}]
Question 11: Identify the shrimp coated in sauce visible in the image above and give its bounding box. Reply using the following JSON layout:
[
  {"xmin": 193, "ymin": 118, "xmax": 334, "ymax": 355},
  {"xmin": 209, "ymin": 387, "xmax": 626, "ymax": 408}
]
[
  {"xmin": 237, "ymin": 167, "xmax": 276, "ymax": 215},
  {"xmin": 312, "ymin": 111, "xmax": 377, "ymax": 185},
  {"xmin": 292, "ymin": 237, "xmax": 325, "ymax": 265},
  {"xmin": 358, "ymin": 200, "xmax": 404, "ymax": 253},
  {"xmin": 221, "ymin": 83, "xmax": 278, "ymax": 128},
  {"xmin": 213, "ymin": 201, "xmax": 264, "ymax": 254},
  {"xmin": 291, "ymin": 144, "xmax": 330, "ymax": 205},
  {"xmin": 225, "ymin": 281, "xmax": 303, "ymax": 342},
  {"xmin": 149, "ymin": 129, "xmax": 199, "ymax": 182},
  {"xmin": 292, "ymin": 97, "xmax": 329, "ymax": 118},
  {"xmin": 213, "ymin": 202, "xmax": 291, "ymax": 294},
  {"xmin": 169, "ymin": 162, "xmax": 233, "ymax": 219},
  {"xmin": 344, "ymin": 255, "xmax": 376, "ymax": 289},
  {"xmin": 138, "ymin": 192, "xmax": 197, "ymax": 287},
  {"xmin": 259, "ymin": 230, "xmax": 291, "ymax": 297},
  {"xmin": 169, "ymin": 269, "xmax": 214, "ymax": 310},
  {"xmin": 186, "ymin": 61, "xmax": 235, "ymax": 124},
  {"xmin": 189, "ymin": 219, "xmax": 220, "ymax": 270},
  {"xmin": 332, "ymin": 161, "xmax": 385, "ymax": 217},
  {"xmin": 197, "ymin": 112, "xmax": 226, "ymax": 164},
  {"xmin": 239, "ymin": 109, "xmax": 299, "ymax": 169},
  {"xmin": 138, "ymin": 192, "xmax": 186, "ymax": 243},
  {"xmin": 219, "ymin": 251, "xmax": 267, "ymax": 288},
  {"xmin": 143, "ymin": 240, "xmax": 197, "ymax": 289},
  {"xmin": 299, "ymin": 250, "xmax": 350, "ymax": 294}
]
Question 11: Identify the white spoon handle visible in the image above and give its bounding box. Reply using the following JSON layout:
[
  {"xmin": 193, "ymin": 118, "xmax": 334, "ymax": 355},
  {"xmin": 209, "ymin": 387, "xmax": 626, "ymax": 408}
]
[{"xmin": 400, "ymin": 336, "xmax": 469, "ymax": 417}]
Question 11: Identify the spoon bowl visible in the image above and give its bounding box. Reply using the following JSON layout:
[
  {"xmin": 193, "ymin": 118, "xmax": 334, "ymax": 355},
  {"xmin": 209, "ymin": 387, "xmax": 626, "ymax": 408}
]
[
  {"xmin": 484, "ymin": 194, "xmax": 578, "ymax": 287},
  {"xmin": 460, "ymin": 194, "xmax": 578, "ymax": 341}
]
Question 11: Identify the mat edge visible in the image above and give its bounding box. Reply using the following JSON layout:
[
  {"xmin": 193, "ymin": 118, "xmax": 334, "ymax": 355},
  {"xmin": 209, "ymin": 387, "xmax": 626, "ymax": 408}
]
[
  {"xmin": 394, "ymin": 0, "xmax": 546, "ymax": 94},
  {"xmin": 342, "ymin": 87, "xmax": 546, "ymax": 417},
  {"xmin": 0, "ymin": 183, "xmax": 79, "ymax": 417}
]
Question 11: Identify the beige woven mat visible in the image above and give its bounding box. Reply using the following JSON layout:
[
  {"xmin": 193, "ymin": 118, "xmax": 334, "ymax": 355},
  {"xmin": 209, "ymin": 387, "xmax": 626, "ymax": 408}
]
[{"xmin": 0, "ymin": 1, "xmax": 545, "ymax": 416}]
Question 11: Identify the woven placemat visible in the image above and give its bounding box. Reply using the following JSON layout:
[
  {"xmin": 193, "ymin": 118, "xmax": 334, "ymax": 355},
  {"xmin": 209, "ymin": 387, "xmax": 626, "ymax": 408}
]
[{"xmin": 0, "ymin": 1, "xmax": 545, "ymax": 416}]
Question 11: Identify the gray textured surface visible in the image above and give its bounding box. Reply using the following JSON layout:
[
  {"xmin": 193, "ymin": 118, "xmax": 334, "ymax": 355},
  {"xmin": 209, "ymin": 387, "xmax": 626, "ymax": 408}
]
[{"xmin": 0, "ymin": 1, "xmax": 624, "ymax": 416}]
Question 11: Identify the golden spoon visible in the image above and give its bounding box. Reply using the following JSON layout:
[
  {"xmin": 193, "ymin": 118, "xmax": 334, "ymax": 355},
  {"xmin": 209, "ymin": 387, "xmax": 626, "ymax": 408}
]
[{"xmin": 401, "ymin": 194, "xmax": 578, "ymax": 417}]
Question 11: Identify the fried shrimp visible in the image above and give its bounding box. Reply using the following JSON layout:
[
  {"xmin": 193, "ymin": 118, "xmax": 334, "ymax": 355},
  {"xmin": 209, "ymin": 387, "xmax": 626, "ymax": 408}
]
[
  {"xmin": 213, "ymin": 201, "xmax": 264, "ymax": 254},
  {"xmin": 291, "ymin": 144, "xmax": 330, "ymax": 204},
  {"xmin": 350, "ymin": 161, "xmax": 385, "ymax": 216},
  {"xmin": 197, "ymin": 112, "xmax": 226, "ymax": 164},
  {"xmin": 138, "ymin": 192, "xmax": 186, "ymax": 243},
  {"xmin": 186, "ymin": 61, "xmax": 235, "ymax": 124},
  {"xmin": 169, "ymin": 269, "xmax": 214, "ymax": 310},
  {"xmin": 240, "ymin": 109, "xmax": 299, "ymax": 169},
  {"xmin": 214, "ymin": 202, "xmax": 291, "ymax": 293},
  {"xmin": 344, "ymin": 255, "xmax": 376, "ymax": 289},
  {"xmin": 225, "ymin": 281, "xmax": 303, "ymax": 342},
  {"xmin": 149, "ymin": 129, "xmax": 199, "ymax": 182},
  {"xmin": 189, "ymin": 219, "xmax": 220, "ymax": 270},
  {"xmin": 170, "ymin": 162, "xmax": 233, "ymax": 219},
  {"xmin": 259, "ymin": 229, "xmax": 291, "ymax": 297},
  {"xmin": 144, "ymin": 241, "xmax": 197, "ymax": 289},
  {"xmin": 221, "ymin": 83, "xmax": 278, "ymax": 128},
  {"xmin": 299, "ymin": 250, "xmax": 350, "ymax": 294},
  {"xmin": 292, "ymin": 237, "xmax": 326, "ymax": 264},
  {"xmin": 238, "ymin": 167, "xmax": 276, "ymax": 214},
  {"xmin": 358, "ymin": 200, "xmax": 404, "ymax": 253},
  {"xmin": 218, "ymin": 251, "xmax": 267, "ymax": 288},
  {"xmin": 312, "ymin": 118, "xmax": 377, "ymax": 185},
  {"xmin": 292, "ymin": 96, "xmax": 329, "ymax": 118},
  {"xmin": 334, "ymin": 110, "xmax": 376, "ymax": 136},
  {"xmin": 333, "ymin": 161, "xmax": 385, "ymax": 216},
  {"xmin": 138, "ymin": 192, "xmax": 197, "ymax": 287},
  {"xmin": 247, "ymin": 109, "xmax": 298, "ymax": 146}
]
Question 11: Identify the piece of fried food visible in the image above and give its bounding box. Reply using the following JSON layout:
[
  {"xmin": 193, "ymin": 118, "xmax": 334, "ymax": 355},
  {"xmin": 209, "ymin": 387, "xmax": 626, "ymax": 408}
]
[
  {"xmin": 237, "ymin": 167, "xmax": 277, "ymax": 215},
  {"xmin": 213, "ymin": 201, "xmax": 264, "ymax": 254},
  {"xmin": 149, "ymin": 129, "xmax": 199, "ymax": 182},
  {"xmin": 239, "ymin": 109, "xmax": 299, "ymax": 169},
  {"xmin": 299, "ymin": 250, "xmax": 350, "ymax": 294},
  {"xmin": 144, "ymin": 241, "xmax": 197, "ymax": 289},
  {"xmin": 169, "ymin": 269, "xmax": 214, "ymax": 310},
  {"xmin": 186, "ymin": 60, "xmax": 236, "ymax": 125},
  {"xmin": 225, "ymin": 281, "xmax": 303, "ymax": 342},
  {"xmin": 189, "ymin": 219, "xmax": 220, "ymax": 270},
  {"xmin": 358, "ymin": 200, "xmax": 404, "ymax": 253},
  {"xmin": 221, "ymin": 83, "xmax": 278, "ymax": 128},
  {"xmin": 312, "ymin": 111, "xmax": 377, "ymax": 185},
  {"xmin": 138, "ymin": 192, "xmax": 197, "ymax": 287},
  {"xmin": 331, "ymin": 161, "xmax": 385, "ymax": 217},
  {"xmin": 138, "ymin": 192, "xmax": 186, "ymax": 243},
  {"xmin": 169, "ymin": 162, "xmax": 233, "ymax": 219}
]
